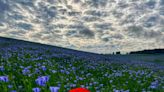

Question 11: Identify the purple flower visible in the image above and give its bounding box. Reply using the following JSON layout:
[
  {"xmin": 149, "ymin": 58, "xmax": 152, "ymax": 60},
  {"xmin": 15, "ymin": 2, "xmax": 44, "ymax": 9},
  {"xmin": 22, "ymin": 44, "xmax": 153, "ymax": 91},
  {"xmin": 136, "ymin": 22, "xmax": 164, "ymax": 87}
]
[
  {"xmin": 35, "ymin": 68, "xmax": 40, "ymax": 73},
  {"xmin": 51, "ymin": 70, "xmax": 57, "ymax": 73},
  {"xmin": 150, "ymin": 85, "xmax": 157, "ymax": 89},
  {"xmin": 0, "ymin": 76, "xmax": 9, "ymax": 82},
  {"xmin": 8, "ymin": 85, "xmax": 13, "ymax": 88},
  {"xmin": 150, "ymin": 80, "xmax": 159, "ymax": 89},
  {"xmin": 32, "ymin": 87, "xmax": 41, "ymax": 92},
  {"xmin": 35, "ymin": 76, "xmax": 50, "ymax": 86},
  {"xmin": 41, "ymin": 66, "xmax": 46, "ymax": 71},
  {"xmin": 22, "ymin": 68, "xmax": 30, "ymax": 75},
  {"xmin": 0, "ymin": 66, "xmax": 4, "ymax": 71},
  {"xmin": 49, "ymin": 86, "xmax": 60, "ymax": 92}
]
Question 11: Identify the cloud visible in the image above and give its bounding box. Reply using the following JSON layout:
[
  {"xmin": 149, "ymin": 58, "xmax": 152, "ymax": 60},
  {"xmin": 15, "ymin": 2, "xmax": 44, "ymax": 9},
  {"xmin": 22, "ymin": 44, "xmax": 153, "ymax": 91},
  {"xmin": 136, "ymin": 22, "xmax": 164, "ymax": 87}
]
[
  {"xmin": 0, "ymin": 0, "xmax": 9, "ymax": 13},
  {"xmin": 0, "ymin": 0, "xmax": 164, "ymax": 53},
  {"xmin": 79, "ymin": 28, "xmax": 95, "ymax": 38}
]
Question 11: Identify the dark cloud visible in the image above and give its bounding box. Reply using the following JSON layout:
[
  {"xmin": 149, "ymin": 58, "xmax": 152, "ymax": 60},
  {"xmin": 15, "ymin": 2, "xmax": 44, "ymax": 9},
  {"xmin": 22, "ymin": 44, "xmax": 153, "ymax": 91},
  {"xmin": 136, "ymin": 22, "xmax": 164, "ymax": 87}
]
[
  {"xmin": 144, "ymin": 16, "xmax": 159, "ymax": 27},
  {"xmin": 82, "ymin": 16, "xmax": 103, "ymax": 22},
  {"xmin": 160, "ymin": 19, "xmax": 164, "ymax": 25},
  {"xmin": 120, "ymin": 15, "xmax": 135, "ymax": 25},
  {"xmin": 88, "ymin": 0, "xmax": 107, "ymax": 7},
  {"xmin": 9, "ymin": 31, "xmax": 26, "ymax": 36},
  {"xmin": 73, "ymin": 0, "xmax": 81, "ymax": 3},
  {"xmin": 102, "ymin": 37, "xmax": 109, "ymax": 42},
  {"xmin": 66, "ymin": 30, "xmax": 77, "ymax": 37},
  {"xmin": 47, "ymin": 6, "xmax": 58, "ymax": 18},
  {"xmin": 112, "ymin": 10, "xmax": 124, "ymax": 18},
  {"xmin": 160, "ymin": 0, "xmax": 164, "ymax": 5},
  {"xmin": 93, "ymin": 23, "xmax": 112, "ymax": 30},
  {"xmin": 79, "ymin": 28, "xmax": 95, "ymax": 38},
  {"xmin": 84, "ymin": 10, "xmax": 109, "ymax": 17},
  {"xmin": 128, "ymin": 26, "xmax": 163, "ymax": 39},
  {"xmin": 36, "ymin": 2, "xmax": 58, "ymax": 20},
  {"xmin": 145, "ymin": 1, "xmax": 156, "ymax": 9},
  {"xmin": 0, "ymin": 0, "xmax": 9, "ymax": 13},
  {"xmin": 9, "ymin": 13, "xmax": 24, "ymax": 20},
  {"xmin": 66, "ymin": 27, "xmax": 95, "ymax": 39},
  {"xmin": 101, "ymin": 33, "xmax": 124, "ymax": 42},
  {"xmin": 117, "ymin": 2, "xmax": 129, "ymax": 8},
  {"xmin": 67, "ymin": 25, "xmax": 84, "ymax": 29},
  {"xmin": 127, "ymin": 25, "xmax": 143, "ymax": 37},
  {"xmin": 14, "ymin": 0, "xmax": 34, "ymax": 7},
  {"xmin": 112, "ymin": 34, "xmax": 124, "ymax": 39},
  {"xmin": 16, "ymin": 23, "xmax": 33, "ymax": 30},
  {"xmin": 144, "ymin": 30, "xmax": 163, "ymax": 39},
  {"xmin": 159, "ymin": 6, "xmax": 164, "ymax": 15},
  {"xmin": 68, "ymin": 11, "xmax": 81, "ymax": 16}
]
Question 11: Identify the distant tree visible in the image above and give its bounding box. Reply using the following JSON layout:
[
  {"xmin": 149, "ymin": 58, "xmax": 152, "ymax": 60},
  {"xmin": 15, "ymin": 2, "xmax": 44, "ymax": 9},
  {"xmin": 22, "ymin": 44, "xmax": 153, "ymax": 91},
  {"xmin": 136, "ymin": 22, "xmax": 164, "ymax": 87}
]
[{"xmin": 116, "ymin": 51, "xmax": 121, "ymax": 54}]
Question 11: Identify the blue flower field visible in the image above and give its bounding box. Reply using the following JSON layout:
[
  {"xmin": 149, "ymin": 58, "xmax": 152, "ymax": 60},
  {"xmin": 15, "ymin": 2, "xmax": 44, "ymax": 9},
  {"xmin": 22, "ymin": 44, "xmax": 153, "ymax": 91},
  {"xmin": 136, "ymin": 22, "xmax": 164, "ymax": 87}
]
[{"xmin": 0, "ymin": 37, "xmax": 163, "ymax": 92}]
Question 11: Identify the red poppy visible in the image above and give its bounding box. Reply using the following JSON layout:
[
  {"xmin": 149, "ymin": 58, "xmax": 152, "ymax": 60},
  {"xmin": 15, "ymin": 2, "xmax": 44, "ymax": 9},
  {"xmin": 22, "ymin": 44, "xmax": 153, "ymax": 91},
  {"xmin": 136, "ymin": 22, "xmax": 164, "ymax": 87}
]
[{"xmin": 69, "ymin": 88, "xmax": 90, "ymax": 92}]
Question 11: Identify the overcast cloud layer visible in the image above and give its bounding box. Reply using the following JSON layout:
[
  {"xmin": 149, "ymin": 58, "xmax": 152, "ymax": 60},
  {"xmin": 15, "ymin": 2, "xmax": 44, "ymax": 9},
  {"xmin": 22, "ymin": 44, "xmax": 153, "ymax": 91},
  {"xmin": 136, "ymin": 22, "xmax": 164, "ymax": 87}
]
[{"xmin": 0, "ymin": 0, "xmax": 164, "ymax": 53}]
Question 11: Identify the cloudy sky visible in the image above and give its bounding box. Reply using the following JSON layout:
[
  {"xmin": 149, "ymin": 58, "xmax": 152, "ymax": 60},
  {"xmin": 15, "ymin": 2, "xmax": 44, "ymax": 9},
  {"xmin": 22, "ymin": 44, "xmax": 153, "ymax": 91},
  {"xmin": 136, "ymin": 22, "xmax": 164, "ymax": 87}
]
[{"xmin": 0, "ymin": 0, "xmax": 164, "ymax": 54}]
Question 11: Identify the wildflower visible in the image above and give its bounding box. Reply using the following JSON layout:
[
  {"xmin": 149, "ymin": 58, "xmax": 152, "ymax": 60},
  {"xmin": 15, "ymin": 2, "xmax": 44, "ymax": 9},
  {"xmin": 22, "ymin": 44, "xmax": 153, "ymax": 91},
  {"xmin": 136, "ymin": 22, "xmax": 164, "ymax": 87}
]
[
  {"xmin": 70, "ymin": 84, "xmax": 76, "ymax": 87},
  {"xmin": 41, "ymin": 66, "xmax": 46, "ymax": 71},
  {"xmin": 110, "ymin": 80, "xmax": 113, "ymax": 83},
  {"xmin": 79, "ymin": 77, "xmax": 83, "ymax": 81},
  {"xmin": 149, "ymin": 80, "xmax": 159, "ymax": 89},
  {"xmin": 32, "ymin": 87, "xmax": 41, "ymax": 92},
  {"xmin": 22, "ymin": 68, "xmax": 30, "ymax": 75},
  {"xmin": 35, "ymin": 68, "xmax": 40, "ymax": 74},
  {"xmin": 0, "ymin": 76, "xmax": 9, "ymax": 82},
  {"xmin": 80, "ymin": 85, "xmax": 85, "ymax": 88},
  {"xmin": 49, "ymin": 86, "xmax": 60, "ymax": 92},
  {"xmin": 35, "ymin": 76, "xmax": 50, "ymax": 86},
  {"xmin": 99, "ymin": 84, "xmax": 104, "ymax": 87},
  {"xmin": 8, "ymin": 85, "xmax": 13, "ymax": 88},
  {"xmin": 0, "ymin": 66, "xmax": 4, "ymax": 71},
  {"xmin": 69, "ymin": 88, "xmax": 90, "ymax": 92},
  {"xmin": 51, "ymin": 70, "xmax": 57, "ymax": 73}
]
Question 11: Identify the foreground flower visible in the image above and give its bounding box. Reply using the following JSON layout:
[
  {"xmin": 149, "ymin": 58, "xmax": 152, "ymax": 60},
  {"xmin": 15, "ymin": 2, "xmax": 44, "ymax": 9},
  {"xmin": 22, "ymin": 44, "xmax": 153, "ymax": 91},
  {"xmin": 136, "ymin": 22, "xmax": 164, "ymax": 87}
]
[
  {"xmin": 69, "ymin": 88, "xmax": 90, "ymax": 92},
  {"xmin": 50, "ymin": 86, "xmax": 60, "ymax": 92},
  {"xmin": 35, "ymin": 76, "xmax": 50, "ymax": 86},
  {"xmin": 0, "ymin": 76, "xmax": 9, "ymax": 82},
  {"xmin": 32, "ymin": 87, "xmax": 41, "ymax": 92}
]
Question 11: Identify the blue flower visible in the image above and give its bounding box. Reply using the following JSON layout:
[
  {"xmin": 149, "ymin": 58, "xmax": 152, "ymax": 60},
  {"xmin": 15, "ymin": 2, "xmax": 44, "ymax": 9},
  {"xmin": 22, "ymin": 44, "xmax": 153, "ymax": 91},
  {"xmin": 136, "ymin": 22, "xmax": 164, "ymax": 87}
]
[
  {"xmin": 50, "ymin": 86, "xmax": 60, "ymax": 92},
  {"xmin": 41, "ymin": 66, "xmax": 46, "ymax": 71},
  {"xmin": 35, "ymin": 76, "xmax": 50, "ymax": 86},
  {"xmin": 22, "ymin": 68, "xmax": 30, "ymax": 75},
  {"xmin": 8, "ymin": 85, "xmax": 13, "ymax": 88},
  {"xmin": 0, "ymin": 76, "xmax": 9, "ymax": 82},
  {"xmin": 32, "ymin": 87, "xmax": 41, "ymax": 92},
  {"xmin": 0, "ymin": 66, "xmax": 4, "ymax": 71},
  {"xmin": 51, "ymin": 70, "xmax": 57, "ymax": 73},
  {"xmin": 150, "ymin": 80, "xmax": 159, "ymax": 89}
]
